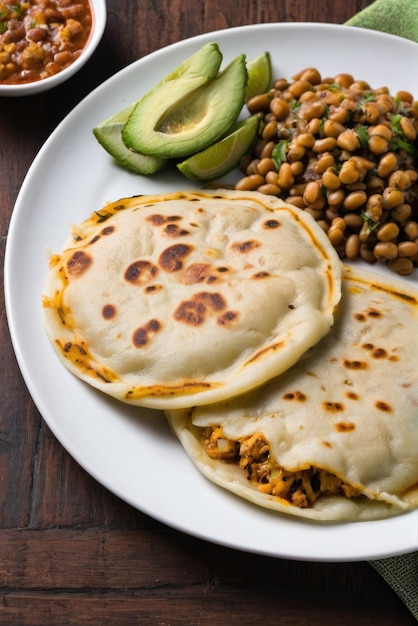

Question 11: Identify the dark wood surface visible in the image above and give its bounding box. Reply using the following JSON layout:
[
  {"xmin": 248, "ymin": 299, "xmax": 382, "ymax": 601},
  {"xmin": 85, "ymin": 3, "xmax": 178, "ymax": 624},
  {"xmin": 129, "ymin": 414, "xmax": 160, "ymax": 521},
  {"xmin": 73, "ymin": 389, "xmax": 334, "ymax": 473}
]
[{"xmin": 1, "ymin": 1, "xmax": 416, "ymax": 624}]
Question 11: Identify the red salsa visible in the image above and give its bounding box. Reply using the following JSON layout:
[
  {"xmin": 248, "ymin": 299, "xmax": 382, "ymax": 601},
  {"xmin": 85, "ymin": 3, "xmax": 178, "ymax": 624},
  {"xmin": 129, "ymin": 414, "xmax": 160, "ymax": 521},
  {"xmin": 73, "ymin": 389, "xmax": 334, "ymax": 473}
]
[{"xmin": 0, "ymin": 0, "xmax": 92, "ymax": 84}]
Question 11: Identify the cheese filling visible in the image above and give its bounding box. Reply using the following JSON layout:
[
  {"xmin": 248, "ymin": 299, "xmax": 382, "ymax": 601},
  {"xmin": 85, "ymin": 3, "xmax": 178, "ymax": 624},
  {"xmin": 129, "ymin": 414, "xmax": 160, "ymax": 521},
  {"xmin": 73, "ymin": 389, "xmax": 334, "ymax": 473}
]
[{"xmin": 201, "ymin": 426, "xmax": 361, "ymax": 508}]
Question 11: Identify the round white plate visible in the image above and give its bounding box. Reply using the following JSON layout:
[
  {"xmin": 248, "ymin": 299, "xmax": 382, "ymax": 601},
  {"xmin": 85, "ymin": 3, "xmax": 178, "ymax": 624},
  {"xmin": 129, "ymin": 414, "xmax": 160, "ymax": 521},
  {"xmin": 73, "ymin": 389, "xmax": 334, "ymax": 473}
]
[{"xmin": 5, "ymin": 23, "xmax": 418, "ymax": 562}]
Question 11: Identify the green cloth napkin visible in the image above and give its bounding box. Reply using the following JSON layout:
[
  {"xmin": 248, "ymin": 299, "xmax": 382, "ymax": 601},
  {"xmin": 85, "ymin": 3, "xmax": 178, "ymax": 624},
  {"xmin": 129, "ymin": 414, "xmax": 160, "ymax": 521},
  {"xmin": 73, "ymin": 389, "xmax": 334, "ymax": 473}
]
[
  {"xmin": 346, "ymin": 0, "xmax": 418, "ymax": 43},
  {"xmin": 369, "ymin": 553, "xmax": 418, "ymax": 620},
  {"xmin": 346, "ymin": 2, "xmax": 418, "ymax": 621}
]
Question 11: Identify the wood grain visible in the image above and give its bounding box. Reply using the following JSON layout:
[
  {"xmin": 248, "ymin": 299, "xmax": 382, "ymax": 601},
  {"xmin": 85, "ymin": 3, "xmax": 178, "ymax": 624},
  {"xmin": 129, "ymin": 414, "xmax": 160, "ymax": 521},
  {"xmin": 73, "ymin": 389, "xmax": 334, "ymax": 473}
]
[{"xmin": 1, "ymin": 0, "xmax": 416, "ymax": 624}]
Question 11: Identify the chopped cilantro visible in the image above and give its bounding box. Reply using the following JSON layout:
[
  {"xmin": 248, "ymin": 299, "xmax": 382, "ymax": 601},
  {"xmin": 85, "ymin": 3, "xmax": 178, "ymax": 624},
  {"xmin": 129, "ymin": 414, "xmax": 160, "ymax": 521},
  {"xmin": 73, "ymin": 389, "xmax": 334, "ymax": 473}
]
[
  {"xmin": 361, "ymin": 212, "xmax": 379, "ymax": 234},
  {"xmin": 360, "ymin": 92, "xmax": 376, "ymax": 103},
  {"xmin": 272, "ymin": 140, "xmax": 288, "ymax": 170},
  {"xmin": 355, "ymin": 125, "xmax": 369, "ymax": 148}
]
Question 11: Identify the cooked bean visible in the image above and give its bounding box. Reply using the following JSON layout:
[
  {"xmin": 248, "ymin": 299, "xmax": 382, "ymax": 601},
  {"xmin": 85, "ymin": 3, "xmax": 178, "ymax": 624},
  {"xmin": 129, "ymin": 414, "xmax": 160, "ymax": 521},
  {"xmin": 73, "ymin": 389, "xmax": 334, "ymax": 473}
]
[
  {"xmin": 240, "ymin": 154, "xmax": 253, "ymax": 173},
  {"xmin": 27, "ymin": 28, "xmax": 47, "ymax": 42},
  {"xmin": 303, "ymin": 181, "xmax": 325, "ymax": 208},
  {"xmin": 396, "ymin": 90, "xmax": 414, "ymax": 104},
  {"xmin": 253, "ymin": 140, "xmax": 267, "ymax": 158},
  {"xmin": 278, "ymin": 163, "xmax": 295, "ymax": 189},
  {"xmin": 315, "ymin": 153, "xmax": 336, "ymax": 174},
  {"xmin": 262, "ymin": 120, "xmax": 278, "ymax": 141},
  {"xmin": 284, "ymin": 195, "xmax": 305, "ymax": 209},
  {"xmin": 345, "ymin": 234, "xmax": 361, "ymax": 259},
  {"xmin": 265, "ymin": 170, "xmax": 280, "ymax": 186},
  {"xmin": 351, "ymin": 156, "xmax": 375, "ymax": 174},
  {"xmin": 289, "ymin": 161, "xmax": 304, "ymax": 177},
  {"xmin": 365, "ymin": 194, "xmax": 384, "ymax": 222},
  {"xmin": 400, "ymin": 116, "xmax": 417, "ymax": 141},
  {"xmin": 258, "ymin": 183, "xmax": 281, "ymax": 195},
  {"xmin": 388, "ymin": 257, "xmax": 414, "ymax": 275},
  {"xmin": 247, "ymin": 93, "xmax": 272, "ymax": 114},
  {"xmin": 377, "ymin": 152, "xmax": 397, "ymax": 178},
  {"xmin": 360, "ymin": 244, "xmax": 377, "ymax": 264},
  {"xmin": 235, "ymin": 174, "xmax": 265, "ymax": 191},
  {"xmin": 306, "ymin": 118, "xmax": 321, "ymax": 135},
  {"xmin": 337, "ymin": 129, "xmax": 360, "ymax": 152},
  {"xmin": 327, "ymin": 189, "xmax": 345, "ymax": 208},
  {"xmin": 362, "ymin": 102, "xmax": 381, "ymax": 124},
  {"xmin": 299, "ymin": 90, "xmax": 316, "ymax": 103},
  {"xmin": 295, "ymin": 132, "xmax": 315, "ymax": 148},
  {"xmin": 406, "ymin": 169, "xmax": 418, "ymax": 184},
  {"xmin": 334, "ymin": 73, "xmax": 354, "ymax": 88},
  {"xmin": 61, "ymin": 3, "xmax": 85, "ymax": 18},
  {"xmin": 366, "ymin": 175, "xmax": 385, "ymax": 194},
  {"xmin": 359, "ymin": 221, "xmax": 373, "ymax": 243},
  {"xmin": 376, "ymin": 222, "xmax": 400, "ymax": 241},
  {"xmin": 391, "ymin": 203, "xmax": 412, "ymax": 223},
  {"xmin": 368, "ymin": 135, "xmax": 389, "ymax": 155},
  {"xmin": 287, "ymin": 79, "xmax": 312, "ymax": 98},
  {"xmin": 351, "ymin": 80, "xmax": 371, "ymax": 91},
  {"xmin": 404, "ymin": 221, "xmax": 418, "ymax": 240},
  {"xmin": 388, "ymin": 170, "xmax": 412, "ymax": 190},
  {"xmin": 369, "ymin": 124, "xmax": 393, "ymax": 142},
  {"xmin": 338, "ymin": 159, "xmax": 361, "ymax": 185},
  {"xmin": 323, "ymin": 119, "xmax": 345, "ymax": 138},
  {"xmin": 330, "ymin": 216, "xmax": 346, "ymax": 231},
  {"xmin": 299, "ymin": 99, "xmax": 327, "ymax": 121},
  {"xmin": 343, "ymin": 212, "xmax": 364, "ymax": 230},
  {"xmin": 260, "ymin": 141, "xmax": 276, "ymax": 159},
  {"xmin": 289, "ymin": 183, "xmax": 307, "ymax": 197},
  {"xmin": 375, "ymin": 93, "xmax": 397, "ymax": 113},
  {"xmin": 293, "ymin": 67, "xmax": 322, "ymax": 84},
  {"xmin": 269, "ymin": 97, "xmax": 290, "ymax": 120},
  {"xmin": 322, "ymin": 169, "xmax": 341, "ymax": 191},
  {"xmin": 317, "ymin": 219, "xmax": 330, "ymax": 233},
  {"xmin": 245, "ymin": 159, "xmax": 260, "ymax": 175},
  {"xmin": 343, "ymin": 191, "xmax": 367, "ymax": 211},
  {"xmin": 312, "ymin": 137, "xmax": 337, "ymax": 153},
  {"xmin": 286, "ymin": 144, "xmax": 306, "ymax": 162},
  {"xmin": 257, "ymin": 157, "xmax": 276, "ymax": 177},
  {"xmin": 327, "ymin": 226, "xmax": 345, "ymax": 246},
  {"xmin": 397, "ymin": 241, "xmax": 418, "ymax": 257},
  {"xmin": 304, "ymin": 207, "xmax": 325, "ymax": 221},
  {"xmin": 237, "ymin": 65, "xmax": 418, "ymax": 274},
  {"xmin": 383, "ymin": 187, "xmax": 404, "ymax": 209},
  {"xmin": 373, "ymin": 241, "xmax": 398, "ymax": 261},
  {"xmin": 54, "ymin": 51, "xmax": 73, "ymax": 66}
]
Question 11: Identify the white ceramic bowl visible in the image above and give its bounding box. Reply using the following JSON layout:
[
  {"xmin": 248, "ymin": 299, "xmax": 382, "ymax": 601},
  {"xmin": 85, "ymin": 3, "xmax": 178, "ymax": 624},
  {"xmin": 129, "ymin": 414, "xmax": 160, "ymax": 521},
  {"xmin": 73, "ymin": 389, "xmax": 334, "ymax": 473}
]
[{"xmin": 0, "ymin": 0, "xmax": 106, "ymax": 97}]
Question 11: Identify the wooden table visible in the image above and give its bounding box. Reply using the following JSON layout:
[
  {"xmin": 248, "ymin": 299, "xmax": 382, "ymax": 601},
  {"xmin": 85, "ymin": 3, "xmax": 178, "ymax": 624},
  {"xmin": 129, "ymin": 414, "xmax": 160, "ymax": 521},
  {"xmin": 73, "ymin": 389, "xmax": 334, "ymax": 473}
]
[{"xmin": 1, "ymin": 1, "xmax": 416, "ymax": 624}]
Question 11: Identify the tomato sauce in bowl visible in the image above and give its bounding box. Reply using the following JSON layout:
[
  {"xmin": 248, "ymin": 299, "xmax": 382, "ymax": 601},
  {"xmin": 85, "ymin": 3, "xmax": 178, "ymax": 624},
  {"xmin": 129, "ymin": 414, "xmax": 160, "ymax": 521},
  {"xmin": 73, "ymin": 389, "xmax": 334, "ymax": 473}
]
[{"xmin": 0, "ymin": 0, "xmax": 93, "ymax": 85}]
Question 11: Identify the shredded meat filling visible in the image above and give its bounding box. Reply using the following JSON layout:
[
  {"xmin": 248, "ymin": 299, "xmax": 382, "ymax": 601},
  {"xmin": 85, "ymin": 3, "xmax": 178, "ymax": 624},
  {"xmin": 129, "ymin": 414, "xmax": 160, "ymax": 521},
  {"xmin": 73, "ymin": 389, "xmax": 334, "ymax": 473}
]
[{"xmin": 202, "ymin": 426, "xmax": 360, "ymax": 508}]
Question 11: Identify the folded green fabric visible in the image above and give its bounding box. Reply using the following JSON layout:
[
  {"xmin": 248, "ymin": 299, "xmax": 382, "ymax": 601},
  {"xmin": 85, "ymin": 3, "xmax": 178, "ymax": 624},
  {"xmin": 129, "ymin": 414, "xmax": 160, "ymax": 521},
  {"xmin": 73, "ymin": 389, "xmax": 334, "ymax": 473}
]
[
  {"xmin": 346, "ymin": 0, "xmax": 418, "ymax": 43},
  {"xmin": 369, "ymin": 552, "xmax": 418, "ymax": 620},
  {"xmin": 346, "ymin": 2, "xmax": 418, "ymax": 621}
]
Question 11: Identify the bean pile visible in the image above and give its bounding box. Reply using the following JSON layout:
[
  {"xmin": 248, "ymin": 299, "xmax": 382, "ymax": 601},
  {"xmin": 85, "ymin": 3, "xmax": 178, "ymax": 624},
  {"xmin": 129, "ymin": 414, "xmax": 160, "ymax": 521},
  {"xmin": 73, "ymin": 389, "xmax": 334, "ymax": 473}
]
[
  {"xmin": 236, "ymin": 67, "xmax": 418, "ymax": 275},
  {"xmin": 0, "ymin": 0, "xmax": 92, "ymax": 84}
]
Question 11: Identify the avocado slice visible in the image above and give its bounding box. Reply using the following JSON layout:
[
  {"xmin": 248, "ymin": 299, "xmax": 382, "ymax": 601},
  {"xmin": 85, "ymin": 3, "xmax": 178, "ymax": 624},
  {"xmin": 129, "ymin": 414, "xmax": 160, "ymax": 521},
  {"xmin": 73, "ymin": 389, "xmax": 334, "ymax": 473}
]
[
  {"xmin": 123, "ymin": 49, "xmax": 248, "ymax": 159},
  {"xmin": 93, "ymin": 103, "xmax": 167, "ymax": 175}
]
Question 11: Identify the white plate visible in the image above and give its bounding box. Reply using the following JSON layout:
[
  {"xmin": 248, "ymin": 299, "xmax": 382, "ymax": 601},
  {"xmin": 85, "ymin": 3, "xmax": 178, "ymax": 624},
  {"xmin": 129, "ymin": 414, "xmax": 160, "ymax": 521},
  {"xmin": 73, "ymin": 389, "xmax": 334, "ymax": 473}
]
[{"xmin": 5, "ymin": 23, "xmax": 418, "ymax": 562}]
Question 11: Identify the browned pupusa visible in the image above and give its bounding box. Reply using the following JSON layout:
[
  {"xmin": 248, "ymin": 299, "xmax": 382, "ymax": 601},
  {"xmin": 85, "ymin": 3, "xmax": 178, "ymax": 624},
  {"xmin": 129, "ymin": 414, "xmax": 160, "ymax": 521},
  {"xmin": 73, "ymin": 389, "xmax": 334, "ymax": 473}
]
[
  {"xmin": 166, "ymin": 265, "xmax": 418, "ymax": 521},
  {"xmin": 42, "ymin": 188, "xmax": 341, "ymax": 410}
]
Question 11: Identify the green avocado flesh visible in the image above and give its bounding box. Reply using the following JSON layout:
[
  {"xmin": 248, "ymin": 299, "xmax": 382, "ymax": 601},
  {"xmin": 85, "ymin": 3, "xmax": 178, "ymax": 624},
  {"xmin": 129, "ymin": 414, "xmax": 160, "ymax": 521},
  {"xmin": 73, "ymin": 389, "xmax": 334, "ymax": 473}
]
[
  {"xmin": 93, "ymin": 103, "xmax": 167, "ymax": 175},
  {"xmin": 177, "ymin": 114, "xmax": 260, "ymax": 181},
  {"xmin": 122, "ymin": 47, "xmax": 248, "ymax": 159}
]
